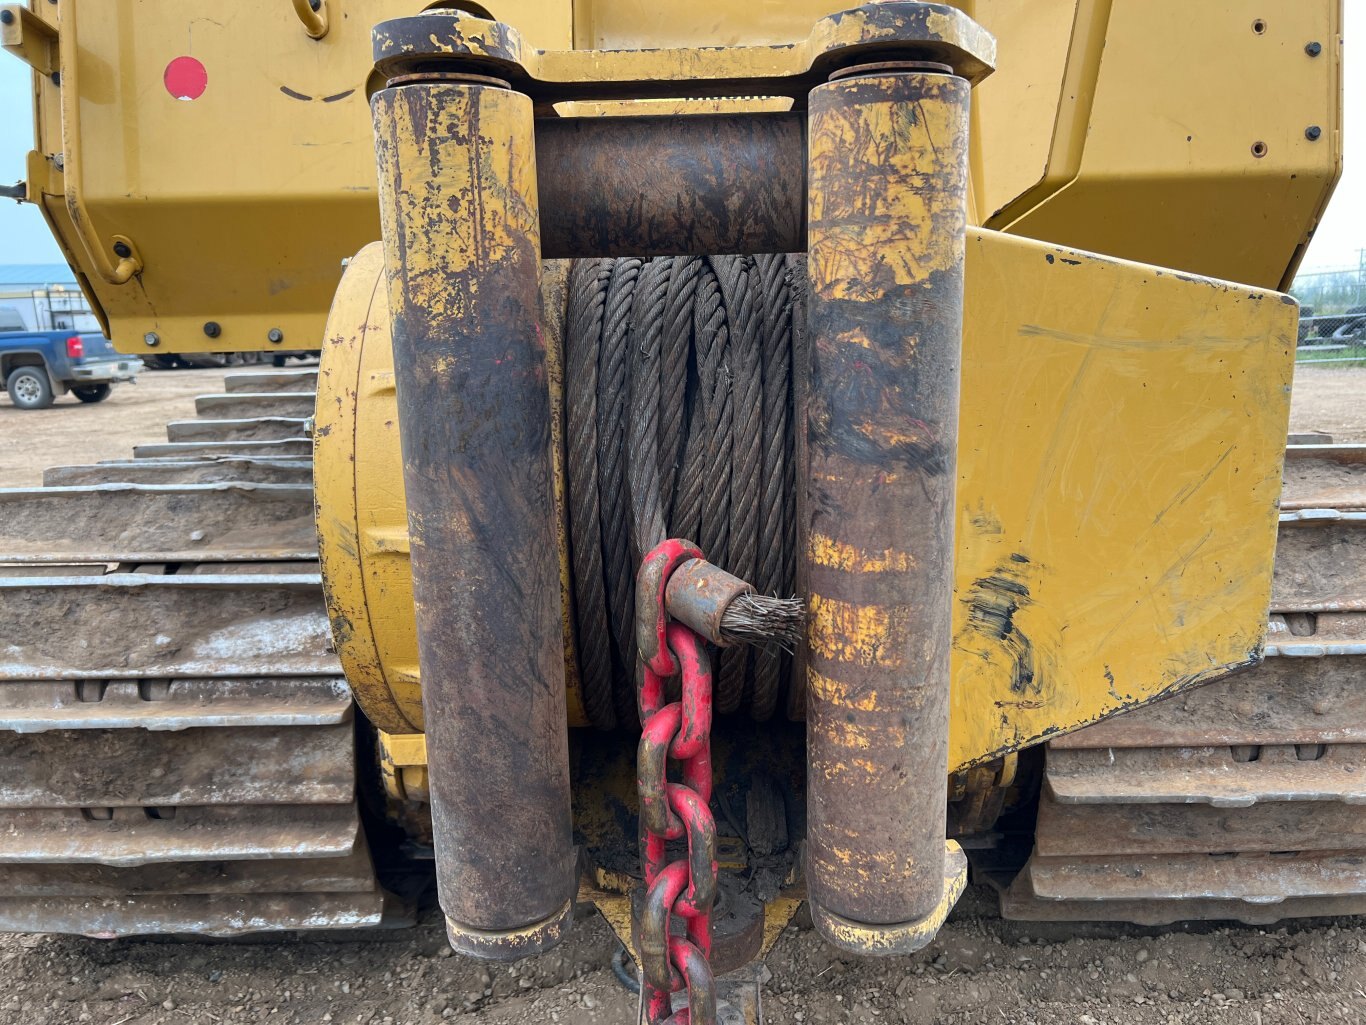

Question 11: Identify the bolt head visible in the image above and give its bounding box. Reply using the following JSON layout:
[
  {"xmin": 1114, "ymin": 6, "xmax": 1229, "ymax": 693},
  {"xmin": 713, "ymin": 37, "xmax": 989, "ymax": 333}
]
[
  {"xmin": 143, "ymin": 332, "xmax": 160, "ymax": 348},
  {"xmin": 267, "ymin": 328, "xmax": 285, "ymax": 344},
  {"xmin": 112, "ymin": 241, "xmax": 132, "ymax": 259},
  {"xmin": 1305, "ymin": 41, "xmax": 1323, "ymax": 56},
  {"xmin": 309, "ymin": 0, "xmax": 321, "ymax": 9},
  {"xmin": 1306, "ymin": 125, "xmax": 1323, "ymax": 141},
  {"xmin": 203, "ymin": 321, "xmax": 221, "ymax": 339},
  {"xmin": 0, "ymin": 10, "xmax": 15, "ymax": 25}
]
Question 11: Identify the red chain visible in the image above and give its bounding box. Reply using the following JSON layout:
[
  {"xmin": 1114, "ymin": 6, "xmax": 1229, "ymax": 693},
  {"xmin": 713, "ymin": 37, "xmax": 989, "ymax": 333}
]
[{"xmin": 636, "ymin": 540, "xmax": 719, "ymax": 1025}]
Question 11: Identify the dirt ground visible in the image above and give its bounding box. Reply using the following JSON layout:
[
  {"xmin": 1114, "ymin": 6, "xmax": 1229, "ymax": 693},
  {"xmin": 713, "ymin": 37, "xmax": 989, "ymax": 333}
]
[
  {"xmin": 0, "ymin": 367, "xmax": 1363, "ymax": 1025},
  {"xmin": 1288, "ymin": 364, "xmax": 1366, "ymax": 443},
  {"xmin": 0, "ymin": 367, "xmax": 235, "ymax": 487}
]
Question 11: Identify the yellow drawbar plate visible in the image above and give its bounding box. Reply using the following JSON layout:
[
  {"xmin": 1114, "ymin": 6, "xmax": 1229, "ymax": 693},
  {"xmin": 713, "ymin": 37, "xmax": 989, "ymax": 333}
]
[{"xmin": 949, "ymin": 230, "xmax": 1294, "ymax": 771}]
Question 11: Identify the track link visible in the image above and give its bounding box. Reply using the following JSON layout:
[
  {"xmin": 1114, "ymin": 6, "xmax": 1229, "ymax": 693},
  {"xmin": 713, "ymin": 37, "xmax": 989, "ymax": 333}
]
[
  {"xmin": 1002, "ymin": 442, "xmax": 1366, "ymax": 924},
  {"xmin": 0, "ymin": 372, "xmax": 390, "ymax": 938}
]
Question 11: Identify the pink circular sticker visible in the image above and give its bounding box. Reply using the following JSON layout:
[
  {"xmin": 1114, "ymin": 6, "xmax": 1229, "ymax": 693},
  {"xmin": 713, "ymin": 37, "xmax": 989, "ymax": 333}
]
[{"xmin": 164, "ymin": 56, "xmax": 207, "ymax": 101}]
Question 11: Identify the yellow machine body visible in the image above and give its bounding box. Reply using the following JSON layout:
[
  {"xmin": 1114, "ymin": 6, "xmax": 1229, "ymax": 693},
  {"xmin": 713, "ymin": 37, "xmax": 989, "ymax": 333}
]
[
  {"xmin": 2, "ymin": 1, "xmax": 1337, "ymax": 349},
  {"xmin": 0, "ymin": 0, "xmax": 1346, "ymax": 962}
]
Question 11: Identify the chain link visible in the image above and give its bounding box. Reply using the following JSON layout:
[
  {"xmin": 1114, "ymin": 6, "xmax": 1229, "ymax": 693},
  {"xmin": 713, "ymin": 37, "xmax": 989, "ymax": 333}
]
[{"xmin": 635, "ymin": 539, "xmax": 720, "ymax": 1025}]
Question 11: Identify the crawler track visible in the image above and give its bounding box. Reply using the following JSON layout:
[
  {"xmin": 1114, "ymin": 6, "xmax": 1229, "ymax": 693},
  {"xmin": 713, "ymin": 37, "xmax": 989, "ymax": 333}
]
[
  {"xmin": 0, "ymin": 373, "xmax": 388, "ymax": 938},
  {"xmin": 1004, "ymin": 443, "xmax": 1366, "ymax": 924}
]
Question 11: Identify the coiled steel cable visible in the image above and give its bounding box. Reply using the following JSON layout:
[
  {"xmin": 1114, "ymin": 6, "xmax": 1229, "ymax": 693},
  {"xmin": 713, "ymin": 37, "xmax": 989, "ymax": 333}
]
[{"xmin": 566, "ymin": 254, "xmax": 800, "ymax": 728}]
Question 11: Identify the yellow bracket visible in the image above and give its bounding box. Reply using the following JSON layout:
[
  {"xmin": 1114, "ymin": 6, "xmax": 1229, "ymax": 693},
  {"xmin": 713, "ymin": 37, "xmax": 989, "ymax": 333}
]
[
  {"xmin": 377, "ymin": 731, "xmax": 429, "ymax": 803},
  {"xmin": 0, "ymin": 3, "xmax": 55, "ymax": 76},
  {"xmin": 54, "ymin": 1, "xmax": 142, "ymax": 286},
  {"xmin": 291, "ymin": 0, "xmax": 329, "ymax": 40},
  {"xmin": 372, "ymin": 3, "xmax": 995, "ymax": 101}
]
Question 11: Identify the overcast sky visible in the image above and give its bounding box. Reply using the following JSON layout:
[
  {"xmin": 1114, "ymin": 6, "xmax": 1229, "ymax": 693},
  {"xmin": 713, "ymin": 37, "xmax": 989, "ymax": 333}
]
[{"xmin": 0, "ymin": 10, "xmax": 1360, "ymax": 274}]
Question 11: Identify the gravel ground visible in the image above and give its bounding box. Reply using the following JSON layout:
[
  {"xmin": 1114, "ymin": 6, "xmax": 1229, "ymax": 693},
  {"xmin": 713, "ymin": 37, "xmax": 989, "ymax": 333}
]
[
  {"xmin": 1289, "ymin": 365, "xmax": 1366, "ymax": 442},
  {"xmin": 0, "ymin": 366, "xmax": 235, "ymax": 487},
  {"xmin": 5, "ymin": 896, "xmax": 1366, "ymax": 1025},
  {"xmin": 0, "ymin": 365, "xmax": 1362, "ymax": 1025}
]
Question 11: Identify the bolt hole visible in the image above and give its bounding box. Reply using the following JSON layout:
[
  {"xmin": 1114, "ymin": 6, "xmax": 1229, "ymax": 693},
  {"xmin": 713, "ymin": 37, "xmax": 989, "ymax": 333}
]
[
  {"xmin": 1295, "ymin": 744, "xmax": 1326, "ymax": 762},
  {"xmin": 1251, "ymin": 141, "xmax": 1268, "ymax": 158},
  {"xmin": 1231, "ymin": 745, "xmax": 1262, "ymax": 763},
  {"xmin": 1252, "ymin": 18, "xmax": 1267, "ymax": 34}
]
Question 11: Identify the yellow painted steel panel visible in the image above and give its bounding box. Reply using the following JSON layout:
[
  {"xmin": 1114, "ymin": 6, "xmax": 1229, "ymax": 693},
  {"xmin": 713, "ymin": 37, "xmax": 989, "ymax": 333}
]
[
  {"xmin": 949, "ymin": 230, "xmax": 1295, "ymax": 771},
  {"xmin": 968, "ymin": 0, "xmax": 1078, "ymax": 222},
  {"xmin": 314, "ymin": 242, "xmax": 425, "ymax": 735},
  {"xmin": 18, "ymin": 1, "xmax": 1337, "ymax": 353},
  {"xmin": 571, "ymin": 0, "xmax": 854, "ymax": 50},
  {"xmin": 992, "ymin": 0, "xmax": 1342, "ymax": 288},
  {"xmin": 25, "ymin": 0, "xmax": 569, "ymax": 356}
]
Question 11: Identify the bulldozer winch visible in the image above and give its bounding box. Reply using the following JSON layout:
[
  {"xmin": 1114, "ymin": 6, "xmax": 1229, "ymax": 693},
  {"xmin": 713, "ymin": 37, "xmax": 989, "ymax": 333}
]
[{"xmin": 0, "ymin": 0, "xmax": 1349, "ymax": 1021}]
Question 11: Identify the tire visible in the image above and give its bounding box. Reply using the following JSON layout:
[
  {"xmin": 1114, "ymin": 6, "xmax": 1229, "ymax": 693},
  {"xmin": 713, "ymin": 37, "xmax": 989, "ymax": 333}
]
[
  {"xmin": 181, "ymin": 352, "xmax": 231, "ymax": 369},
  {"xmin": 6, "ymin": 367, "xmax": 55, "ymax": 410},
  {"xmin": 1333, "ymin": 307, "xmax": 1366, "ymax": 344},
  {"xmin": 1332, "ymin": 320, "xmax": 1366, "ymax": 343},
  {"xmin": 72, "ymin": 383, "xmax": 113, "ymax": 403}
]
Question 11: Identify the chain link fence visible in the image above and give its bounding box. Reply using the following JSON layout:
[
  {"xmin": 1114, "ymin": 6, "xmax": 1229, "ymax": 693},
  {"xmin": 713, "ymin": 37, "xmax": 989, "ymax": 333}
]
[{"xmin": 1292, "ymin": 249, "xmax": 1366, "ymax": 364}]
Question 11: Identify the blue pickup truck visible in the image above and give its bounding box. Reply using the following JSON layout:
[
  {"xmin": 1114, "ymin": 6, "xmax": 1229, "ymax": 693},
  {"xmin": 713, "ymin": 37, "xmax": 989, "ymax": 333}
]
[{"xmin": 0, "ymin": 307, "xmax": 140, "ymax": 410}]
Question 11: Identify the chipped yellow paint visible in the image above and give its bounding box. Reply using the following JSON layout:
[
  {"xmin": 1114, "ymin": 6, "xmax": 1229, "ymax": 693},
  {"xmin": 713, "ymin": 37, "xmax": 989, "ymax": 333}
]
[
  {"xmin": 377, "ymin": 732, "xmax": 429, "ymax": 802},
  {"xmin": 315, "ymin": 246, "xmax": 589, "ymax": 732},
  {"xmin": 811, "ymin": 841, "xmax": 968, "ymax": 956},
  {"xmin": 760, "ymin": 897, "xmax": 805, "ymax": 957},
  {"xmin": 808, "ymin": 75, "xmax": 971, "ymax": 298},
  {"xmin": 808, "ymin": 533, "xmax": 914, "ymax": 574},
  {"xmin": 446, "ymin": 899, "xmax": 573, "ymax": 959},
  {"xmin": 807, "ymin": 666, "xmax": 880, "ymax": 712},
  {"xmin": 315, "ymin": 242, "xmax": 425, "ymax": 735},
  {"xmin": 387, "ymin": 7, "xmax": 992, "ymax": 93},
  {"xmin": 807, "ymin": 595, "xmax": 907, "ymax": 669},
  {"xmin": 823, "ymin": 721, "xmax": 875, "ymax": 753}
]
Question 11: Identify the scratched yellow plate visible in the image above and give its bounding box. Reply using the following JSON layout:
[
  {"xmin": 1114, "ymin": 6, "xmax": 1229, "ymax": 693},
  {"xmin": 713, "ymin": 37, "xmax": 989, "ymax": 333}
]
[{"xmin": 949, "ymin": 229, "xmax": 1295, "ymax": 770}]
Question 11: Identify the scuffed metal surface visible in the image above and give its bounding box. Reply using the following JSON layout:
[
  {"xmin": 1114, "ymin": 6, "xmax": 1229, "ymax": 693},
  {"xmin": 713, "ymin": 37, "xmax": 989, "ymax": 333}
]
[
  {"xmin": 223, "ymin": 370, "xmax": 318, "ymax": 394},
  {"xmin": 0, "ymin": 891, "xmax": 386, "ymax": 938},
  {"xmin": 133, "ymin": 439, "xmax": 313, "ymax": 459},
  {"xmin": 0, "ymin": 677, "xmax": 352, "ymax": 733},
  {"xmin": 0, "ymin": 574, "xmax": 339, "ymax": 679},
  {"xmin": 165, "ymin": 417, "xmax": 309, "ymax": 443},
  {"xmin": 803, "ymin": 69, "xmax": 970, "ymax": 940},
  {"xmin": 0, "ymin": 483, "xmax": 317, "ymax": 562},
  {"xmin": 194, "ymin": 392, "xmax": 318, "ymax": 420},
  {"xmin": 373, "ymin": 80, "xmax": 575, "ymax": 951},
  {"xmin": 43, "ymin": 458, "xmax": 313, "ymax": 487},
  {"xmin": 0, "ymin": 804, "xmax": 360, "ymax": 866},
  {"xmin": 0, "ymin": 722, "xmax": 355, "ymax": 806}
]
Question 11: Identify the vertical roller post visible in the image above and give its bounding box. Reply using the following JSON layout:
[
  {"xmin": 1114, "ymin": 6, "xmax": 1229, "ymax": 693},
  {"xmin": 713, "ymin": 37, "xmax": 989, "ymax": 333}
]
[
  {"xmin": 803, "ymin": 65, "xmax": 971, "ymax": 955},
  {"xmin": 371, "ymin": 80, "xmax": 576, "ymax": 959}
]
